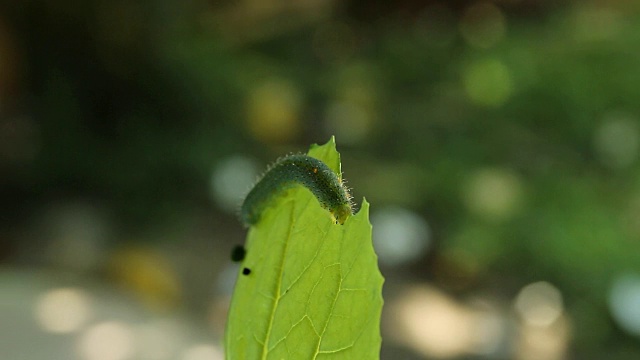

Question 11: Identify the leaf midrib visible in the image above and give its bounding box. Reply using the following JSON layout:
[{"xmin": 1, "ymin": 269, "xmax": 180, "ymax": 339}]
[{"xmin": 260, "ymin": 203, "xmax": 295, "ymax": 360}]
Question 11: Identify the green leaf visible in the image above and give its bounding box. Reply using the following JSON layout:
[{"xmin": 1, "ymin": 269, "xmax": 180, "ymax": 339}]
[
  {"xmin": 225, "ymin": 138, "xmax": 384, "ymax": 359},
  {"xmin": 308, "ymin": 136, "xmax": 342, "ymax": 175}
]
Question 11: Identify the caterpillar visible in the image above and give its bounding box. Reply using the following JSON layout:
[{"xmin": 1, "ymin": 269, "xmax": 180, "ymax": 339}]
[{"xmin": 240, "ymin": 154, "xmax": 353, "ymax": 226}]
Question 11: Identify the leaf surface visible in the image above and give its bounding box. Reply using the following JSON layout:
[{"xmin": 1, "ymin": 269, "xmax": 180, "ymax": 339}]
[{"xmin": 225, "ymin": 138, "xmax": 383, "ymax": 359}]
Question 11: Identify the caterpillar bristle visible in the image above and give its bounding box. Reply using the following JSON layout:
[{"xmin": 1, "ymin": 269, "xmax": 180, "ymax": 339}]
[{"xmin": 240, "ymin": 154, "xmax": 353, "ymax": 226}]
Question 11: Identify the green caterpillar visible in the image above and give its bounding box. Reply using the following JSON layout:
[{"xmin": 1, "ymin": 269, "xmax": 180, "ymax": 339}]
[{"xmin": 240, "ymin": 154, "xmax": 353, "ymax": 226}]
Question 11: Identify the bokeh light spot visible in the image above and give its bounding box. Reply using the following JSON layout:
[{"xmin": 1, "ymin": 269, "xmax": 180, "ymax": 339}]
[
  {"xmin": 246, "ymin": 79, "xmax": 302, "ymax": 144},
  {"xmin": 137, "ymin": 320, "xmax": 184, "ymax": 360},
  {"xmin": 459, "ymin": 2, "xmax": 506, "ymax": 49},
  {"xmin": 514, "ymin": 281, "xmax": 563, "ymax": 327},
  {"xmin": 35, "ymin": 287, "xmax": 92, "ymax": 334},
  {"xmin": 181, "ymin": 344, "xmax": 224, "ymax": 360},
  {"xmin": 371, "ymin": 207, "xmax": 431, "ymax": 266},
  {"xmin": 463, "ymin": 168, "xmax": 523, "ymax": 221},
  {"xmin": 211, "ymin": 155, "xmax": 259, "ymax": 212},
  {"xmin": 572, "ymin": 4, "xmax": 623, "ymax": 42},
  {"xmin": 77, "ymin": 321, "xmax": 135, "ymax": 360},
  {"xmin": 463, "ymin": 58, "xmax": 512, "ymax": 107},
  {"xmin": 469, "ymin": 310, "xmax": 506, "ymax": 356},
  {"xmin": 516, "ymin": 316, "xmax": 570, "ymax": 360},
  {"xmin": 609, "ymin": 273, "xmax": 640, "ymax": 337},
  {"xmin": 108, "ymin": 247, "xmax": 182, "ymax": 311},
  {"xmin": 593, "ymin": 113, "xmax": 639, "ymax": 169},
  {"xmin": 387, "ymin": 285, "xmax": 474, "ymax": 358}
]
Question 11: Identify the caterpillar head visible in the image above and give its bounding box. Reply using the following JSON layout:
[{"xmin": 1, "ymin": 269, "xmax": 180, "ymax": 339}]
[{"xmin": 331, "ymin": 203, "xmax": 353, "ymax": 225}]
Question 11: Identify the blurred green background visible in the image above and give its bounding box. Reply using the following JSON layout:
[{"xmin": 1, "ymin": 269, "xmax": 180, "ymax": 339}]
[{"xmin": 2, "ymin": 0, "xmax": 640, "ymax": 359}]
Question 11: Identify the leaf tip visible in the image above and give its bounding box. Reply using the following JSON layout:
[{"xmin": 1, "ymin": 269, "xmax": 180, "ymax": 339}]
[
  {"xmin": 351, "ymin": 197, "xmax": 371, "ymax": 225},
  {"xmin": 310, "ymin": 136, "xmax": 337, "ymax": 152},
  {"xmin": 308, "ymin": 136, "xmax": 341, "ymax": 175}
]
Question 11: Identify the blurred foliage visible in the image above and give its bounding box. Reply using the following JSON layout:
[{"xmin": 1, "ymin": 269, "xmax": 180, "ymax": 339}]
[{"xmin": 2, "ymin": 0, "xmax": 640, "ymax": 358}]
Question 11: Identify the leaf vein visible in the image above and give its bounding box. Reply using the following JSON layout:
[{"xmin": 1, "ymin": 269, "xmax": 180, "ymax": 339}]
[{"xmin": 260, "ymin": 204, "xmax": 296, "ymax": 359}]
